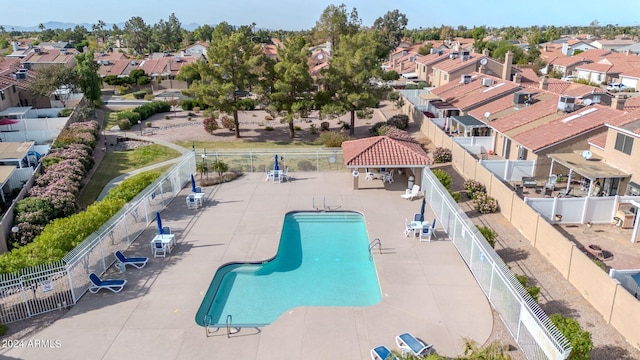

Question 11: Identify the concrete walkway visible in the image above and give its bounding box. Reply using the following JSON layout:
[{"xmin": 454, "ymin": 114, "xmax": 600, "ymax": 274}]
[{"xmin": 2, "ymin": 172, "xmax": 493, "ymax": 360}]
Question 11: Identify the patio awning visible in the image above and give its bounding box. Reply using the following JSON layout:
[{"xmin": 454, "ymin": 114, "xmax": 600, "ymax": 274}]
[
  {"xmin": 0, "ymin": 141, "xmax": 34, "ymax": 161},
  {"xmin": 450, "ymin": 115, "xmax": 486, "ymax": 128},
  {"xmin": 547, "ymin": 152, "xmax": 629, "ymax": 179},
  {"xmin": 419, "ymin": 93, "xmax": 441, "ymax": 101}
]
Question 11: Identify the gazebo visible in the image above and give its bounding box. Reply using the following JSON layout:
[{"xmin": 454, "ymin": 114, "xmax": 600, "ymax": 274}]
[{"xmin": 342, "ymin": 131, "xmax": 432, "ymax": 190}]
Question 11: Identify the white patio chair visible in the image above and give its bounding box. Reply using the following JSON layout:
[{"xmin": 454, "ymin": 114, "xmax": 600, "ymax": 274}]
[
  {"xmin": 282, "ymin": 167, "xmax": 289, "ymax": 182},
  {"xmin": 383, "ymin": 170, "xmax": 395, "ymax": 184},
  {"xmin": 272, "ymin": 170, "xmax": 281, "ymax": 183},
  {"xmin": 403, "ymin": 218, "xmax": 417, "ymax": 237},
  {"xmin": 186, "ymin": 194, "xmax": 198, "ymax": 209},
  {"xmin": 152, "ymin": 240, "xmax": 167, "ymax": 258}
]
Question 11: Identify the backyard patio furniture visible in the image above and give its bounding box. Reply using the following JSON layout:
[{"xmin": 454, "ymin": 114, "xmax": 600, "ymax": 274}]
[
  {"xmin": 395, "ymin": 333, "xmax": 433, "ymax": 357},
  {"xmin": 88, "ymin": 273, "xmax": 127, "ymax": 294}
]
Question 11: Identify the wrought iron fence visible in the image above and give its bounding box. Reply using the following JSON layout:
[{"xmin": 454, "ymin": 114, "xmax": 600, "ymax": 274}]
[{"xmin": 194, "ymin": 148, "xmax": 344, "ymax": 173}]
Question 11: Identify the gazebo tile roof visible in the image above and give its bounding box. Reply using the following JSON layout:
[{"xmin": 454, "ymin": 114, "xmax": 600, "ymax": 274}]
[{"xmin": 342, "ymin": 135, "xmax": 432, "ymax": 167}]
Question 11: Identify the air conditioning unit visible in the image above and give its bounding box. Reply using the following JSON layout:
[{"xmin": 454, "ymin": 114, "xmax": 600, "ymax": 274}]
[
  {"xmin": 430, "ymin": 48, "xmax": 438, "ymax": 54},
  {"xmin": 460, "ymin": 74, "xmax": 472, "ymax": 84},
  {"xmin": 130, "ymin": 60, "xmax": 137, "ymax": 66},
  {"xmin": 461, "ymin": 51, "xmax": 470, "ymax": 60},
  {"xmin": 175, "ymin": 57, "xmax": 182, "ymax": 62},
  {"xmin": 558, "ymin": 96, "xmax": 576, "ymax": 112},
  {"xmin": 513, "ymin": 92, "xmax": 533, "ymax": 105},
  {"xmin": 34, "ymin": 48, "xmax": 42, "ymax": 54},
  {"xmin": 449, "ymin": 51, "xmax": 459, "ymax": 59},
  {"xmin": 481, "ymin": 78, "xmax": 494, "ymax": 87}
]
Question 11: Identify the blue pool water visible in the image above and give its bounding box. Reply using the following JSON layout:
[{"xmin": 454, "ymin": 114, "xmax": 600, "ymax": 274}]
[{"xmin": 196, "ymin": 211, "xmax": 381, "ymax": 327}]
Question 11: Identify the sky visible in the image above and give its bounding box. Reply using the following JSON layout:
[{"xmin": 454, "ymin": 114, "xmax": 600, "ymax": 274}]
[{"xmin": 2, "ymin": 0, "xmax": 639, "ymax": 30}]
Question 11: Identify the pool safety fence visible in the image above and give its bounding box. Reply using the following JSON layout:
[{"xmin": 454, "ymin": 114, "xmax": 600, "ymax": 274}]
[
  {"xmin": 421, "ymin": 167, "xmax": 572, "ymax": 360},
  {"xmin": 194, "ymin": 148, "xmax": 344, "ymax": 173},
  {"xmin": 0, "ymin": 152, "xmax": 196, "ymax": 324}
]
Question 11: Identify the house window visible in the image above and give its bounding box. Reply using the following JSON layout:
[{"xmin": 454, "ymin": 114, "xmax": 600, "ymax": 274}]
[
  {"xmin": 12, "ymin": 85, "xmax": 16, "ymax": 93},
  {"xmin": 615, "ymin": 133, "xmax": 633, "ymax": 155},
  {"xmin": 0, "ymin": 91, "xmax": 4, "ymax": 100},
  {"xmin": 444, "ymin": 74, "xmax": 448, "ymax": 80}
]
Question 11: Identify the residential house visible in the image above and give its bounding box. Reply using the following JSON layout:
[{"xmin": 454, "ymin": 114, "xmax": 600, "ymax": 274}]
[
  {"xmin": 182, "ymin": 41, "xmax": 209, "ymax": 58},
  {"xmin": 430, "ymin": 49, "xmax": 513, "ymax": 87},
  {"xmin": 20, "ymin": 47, "xmax": 78, "ymax": 70},
  {"xmin": 546, "ymin": 56, "xmax": 592, "ymax": 77},
  {"xmin": 413, "ymin": 50, "xmax": 449, "ymax": 84},
  {"xmin": 561, "ymin": 39, "xmax": 596, "ymax": 56},
  {"xmin": 0, "ymin": 58, "xmax": 50, "ymax": 109},
  {"xmin": 574, "ymin": 57, "xmax": 633, "ymax": 85},
  {"xmin": 591, "ymin": 38, "xmax": 638, "ymax": 51},
  {"xmin": 617, "ymin": 67, "xmax": 640, "ymax": 91}
]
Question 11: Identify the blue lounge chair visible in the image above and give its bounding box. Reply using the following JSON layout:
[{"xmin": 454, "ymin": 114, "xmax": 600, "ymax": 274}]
[
  {"xmin": 114, "ymin": 250, "xmax": 149, "ymax": 269},
  {"xmin": 395, "ymin": 332, "xmax": 433, "ymax": 357},
  {"xmin": 370, "ymin": 345, "xmax": 398, "ymax": 360},
  {"xmin": 88, "ymin": 273, "xmax": 127, "ymax": 294}
]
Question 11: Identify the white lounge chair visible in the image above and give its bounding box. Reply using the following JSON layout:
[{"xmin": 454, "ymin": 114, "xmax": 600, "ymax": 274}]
[
  {"xmin": 88, "ymin": 273, "xmax": 127, "ymax": 294},
  {"xmin": 370, "ymin": 345, "xmax": 399, "ymax": 360},
  {"xmin": 401, "ymin": 185, "xmax": 421, "ymax": 200},
  {"xmin": 395, "ymin": 332, "xmax": 433, "ymax": 357},
  {"xmin": 114, "ymin": 251, "xmax": 148, "ymax": 269}
]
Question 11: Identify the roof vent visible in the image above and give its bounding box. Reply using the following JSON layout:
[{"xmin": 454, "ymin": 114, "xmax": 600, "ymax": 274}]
[
  {"xmin": 558, "ymin": 95, "xmax": 577, "ymax": 113},
  {"xmin": 481, "ymin": 78, "xmax": 494, "ymax": 87},
  {"xmin": 175, "ymin": 57, "xmax": 182, "ymax": 62},
  {"xmin": 460, "ymin": 74, "xmax": 472, "ymax": 84},
  {"xmin": 34, "ymin": 48, "xmax": 42, "ymax": 54}
]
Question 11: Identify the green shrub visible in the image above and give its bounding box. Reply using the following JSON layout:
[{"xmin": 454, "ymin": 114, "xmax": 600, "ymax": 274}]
[
  {"xmin": 58, "ymin": 108, "xmax": 73, "ymax": 117},
  {"xmin": 118, "ymin": 119, "xmax": 132, "ymax": 130},
  {"xmin": 549, "ymin": 314, "xmax": 593, "ymax": 360},
  {"xmin": 293, "ymin": 125, "xmax": 302, "ymax": 131},
  {"xmin": 0, "ymin": 323, "xmax": 6, "ymax": 336},
  {"xmin": 449, "ymin": 190, "xmax": 461, "ymax": 202},
  {"xmin": 476, "ymin": 225, "xmax": 497, "ymax": 248},
  {"xmin": 132, "ymin": 90, "xmax": 147, "ymax": 99},
  {"xmin": 472, "ymin": 192, "xmax": 498, "ymax": 214},
  {"xmin": 203, "ymin": 118, "xmax": 219, "ymax": 134},
  {"xmin": 433, "ymin": 147, "xmax": 452, "ymax": 163},
  {"xmin": 221, "ymin": 116, "xmax": 235, "ymax": 131},
  {"xmin": 310, "ymin": 124, "xmax": 318, "ymax": 134},
  {"xmin": 464, "ymin": 180, "xmax": 487, "ymax": 198},
  {"xmin": 387, "ymin": 114, "xmax": 409, "ymax": 130},
  {"xmin": 514, "ymin": 274, "xmax": 541, "ymax": 302},
  {"xmin": 320, "ymin": 121, "xmax": 330, "ymax": 131},
  {"xmin": 210, "ymin": 160, "xmax": 229, "ymax": 177},
  {"xmin": 313, "ymin": 131, "xmax": 351, "ymax": 147},
  {"xmin": 116, "ymin": 110, "xmax": 142, "ymax": 123},
  {"xmin": 264, "ymin": 115, "xmax": 274, "ymax": 121},
  {"xmin": 145, "ymin": 121, "xmax": 152, "ymax": 127},
  {"xmin": 265, "ymin": 126, "xmax": 274, "ymax": 131},
  {"xmin": 136, "ymin": 76, "xmax": 150, "ymax": 86},
  {"xmin": 432, "ymin": 169, "xmax": 451, "ymax": 189},
  {"xmin": 388, "ymin": 92, "xmax": 400, "ymax": 101},
  {"xmin": 237, "ymin": 98, "xmax": 256, "ymax": 110}
]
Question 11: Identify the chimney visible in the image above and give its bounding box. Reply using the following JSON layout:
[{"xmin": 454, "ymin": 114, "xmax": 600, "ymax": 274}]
[
  {"xmin": 612, "ymin": 94, "xmax": 627, "ymax": 110},
  {"xmin": 502, "ymin": 51, "xmax": 513, "ymax": 81},
  {"xmin": 12, "ymin": 42, "xmax": 19, "ymax": 51},
  {"xmin": 482, "ymin": 48, "xmax": 490, "ymax": 57},
  {"xmin": 513, "ymin": 72, "xmax": 522, "ymax": 84},
  {"xmin": 539, "ymin": 76, "xmax": 549, "ymax": 90},
  {"xmin": 543, "ymin": 44, "xmax": 548, "ymax": 52}
]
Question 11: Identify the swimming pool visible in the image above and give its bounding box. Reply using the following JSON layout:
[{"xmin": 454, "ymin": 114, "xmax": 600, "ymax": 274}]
[{"xmin": 196, "ymin": 211, "xmax": 381, "ymax": 327}]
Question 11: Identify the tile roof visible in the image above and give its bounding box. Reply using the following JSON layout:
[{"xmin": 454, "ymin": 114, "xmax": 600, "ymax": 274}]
[
  {"xmin": 517, "ymin": 68, "xmax": 540, "ymax": 88},
  {"xmin": 432, "ymin": 56, "xmax": 484, "ymax": 73},
  {"xmin": 489, "ymin": 92, "xmax": 563, "ymax": 133},
  {"xmin": 431, "ymin": 72, "xmax": 520, "ymax": 111},
  {"xmin": 512, "ymin": 105, "xmax": 622, "ymax": 151},
  {"xmin": 467, "ymin": 95, "xmax": 520, "ymax": 122},
  {"xmin": 623, "ymin": 96, "xmax": 640, "ymax": 112},
  {"xmin": 578, "ymin": 49, "xmax": 613, "ymax": 59},
  {"xmin": 587, "ymin": 132, "xmax": 607, "ymax": 149},
  {"xmin": 560, "ymin": 82, "xmax": 607, "ymax": 97},
  {"xmin": 342, "ymin": 135, "xmax": 432, "ymax": 167},
  {"xmin": 21, "ymin": 48, "xmax": 78, "ymax": 65},
  {"xmin": 98, "ymin": 59, "xmax": 129, "ymax": 77},
  {"xmin": 620, "ymin": 67, "xmax": 640, "ymax": 79},
  {"xmin": 549, "ymin": 56, "xmax": 591, "ymax": 67}
]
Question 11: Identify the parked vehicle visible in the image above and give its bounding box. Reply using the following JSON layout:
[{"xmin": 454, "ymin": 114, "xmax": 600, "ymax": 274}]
[
  {"xmin": 606, "ymin": 83, "xmax": 628, "ymax": 91},
  {"xmin": 561, "ymin": 75, "xmax": 578, "ymax": 81}
]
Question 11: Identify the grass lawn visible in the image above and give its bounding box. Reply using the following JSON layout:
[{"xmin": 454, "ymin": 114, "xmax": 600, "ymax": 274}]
[{"xmin": 79, "ymin": 144, "xmax": 181, "ymax": 208}]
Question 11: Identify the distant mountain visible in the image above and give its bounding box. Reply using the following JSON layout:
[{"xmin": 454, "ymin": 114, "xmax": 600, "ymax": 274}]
[{"xmin": 2, "ymin": 21, "xmax": 200, "ymax": 32}]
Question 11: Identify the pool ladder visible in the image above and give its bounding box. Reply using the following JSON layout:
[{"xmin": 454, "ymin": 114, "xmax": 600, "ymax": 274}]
[
  {"xmin": 204, "ymin": 315, "xmax": 240, "ymax": 338},
  {"xmin": 369, "ymin": 238, "xmax": 382, "ymax": 259}
]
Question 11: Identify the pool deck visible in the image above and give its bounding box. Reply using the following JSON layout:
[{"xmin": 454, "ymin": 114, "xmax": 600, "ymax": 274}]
[{"xmin": 3, "ymin": 172, "xmax": 493, "ymax": 360}]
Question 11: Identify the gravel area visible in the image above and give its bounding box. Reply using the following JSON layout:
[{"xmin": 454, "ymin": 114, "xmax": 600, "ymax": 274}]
[{"xmin": 441, "ymin": 164, "xmax": 640, "ymax": 360}]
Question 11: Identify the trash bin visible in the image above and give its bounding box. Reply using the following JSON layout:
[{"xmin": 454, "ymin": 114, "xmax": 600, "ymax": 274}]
[
  {"xmin": 407, "ymin": 176, "xmax": 415, "ymax": 190},
  {"xmin": 115, "ymin": 262, "xmax": 126, "ymax": 273}
]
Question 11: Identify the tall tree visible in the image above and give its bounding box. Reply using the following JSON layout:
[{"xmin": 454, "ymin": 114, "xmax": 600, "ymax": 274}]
[
  {"xmin": 153, "ymin": 13, "xmax": 183, "ymax": 51},
  {"xmin": 321, "ymin": 31, "xmax": 384, "ymax": 136},
  {"xmin": 267, "ymin": 35, "xmax": 316, "ymax": 139},
  {"xmin": 372, "ymin": 9, "xmax": 408, "ymax": 51},
  {"xmin": 471, "ymin": 26, "xmax": 487, "ymax": 52},
  {"xmin": 312, "ymin": 4, "xmax": 359, "ymax": 49},
  {"xmin": 186, "ymin": 29, "xmax": 264, "ymax": 138},
  {"xmin": 124, "ymin": 16, "xmax": 150, "ymax": 54},
  {"xmin": 28, "ymin": 65, "xmax": 79, "ymax": 108},
  {"xmin": 74, "ymin": 52, "xmax": 102, "ymax": 104},
  {"xmin": 193, "ymin": 24, "xmax": 214, "ymax": 42}
]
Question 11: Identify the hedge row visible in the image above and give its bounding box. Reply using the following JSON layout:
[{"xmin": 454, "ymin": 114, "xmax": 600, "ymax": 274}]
[{"xmin": 0, "ymin": 170, "xmax": 162, "ymax": 273}]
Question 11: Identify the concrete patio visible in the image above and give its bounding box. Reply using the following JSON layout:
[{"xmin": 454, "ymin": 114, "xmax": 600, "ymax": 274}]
[{"xmin": 2, "ymin": 172, "xmax": 493, "ymax": 360}]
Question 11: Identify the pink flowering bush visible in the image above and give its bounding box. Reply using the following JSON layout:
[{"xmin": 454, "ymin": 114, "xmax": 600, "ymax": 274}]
[
  {"xmin": 464, "ymin": 180, "xmax": 487, "ymax": 200},
  {"xmin": 472, "ymin": 192, "xmax": 498, "ymax": 214}
]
